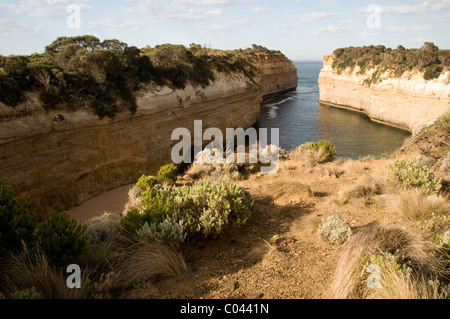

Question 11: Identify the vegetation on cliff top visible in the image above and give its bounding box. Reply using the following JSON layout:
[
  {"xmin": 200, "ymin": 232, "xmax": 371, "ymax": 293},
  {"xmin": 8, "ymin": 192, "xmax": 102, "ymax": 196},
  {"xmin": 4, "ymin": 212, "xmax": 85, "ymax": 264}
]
[
  {"xmin": 0, "ymin": 36, "xmax": 282, "ymax": 118},
  {"xmin": 331, "ymin": 42, "xmax": 450, "ymax": 84}
]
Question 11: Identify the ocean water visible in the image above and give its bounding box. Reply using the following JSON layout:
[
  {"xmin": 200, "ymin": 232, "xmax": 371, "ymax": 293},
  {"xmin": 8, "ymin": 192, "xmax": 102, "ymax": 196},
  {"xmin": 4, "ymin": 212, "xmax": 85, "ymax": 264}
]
[{"xmin": 255, "ymin": 61, "xmax": 411, "ymax": 159}]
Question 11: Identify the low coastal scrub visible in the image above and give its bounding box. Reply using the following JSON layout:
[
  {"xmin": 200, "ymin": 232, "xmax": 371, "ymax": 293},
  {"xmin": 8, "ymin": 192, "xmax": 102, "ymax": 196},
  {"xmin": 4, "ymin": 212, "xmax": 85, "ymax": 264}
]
[
  {"xmin": 121, "ymin": 175, "xmax": 256, "ymax": 245},
  {"xmin": 396, "ymin": 190, "xmax": 449, "ymax": 222},
  {"xmin": 331, "ymin": 42, "xmax": 450, "ymax": 83},
  {"xmin": 317, "ymin": 214, "xmax": 352, "ymax": 245},
  {"xmin": 0, "ymin": 36, "xmax": 284, "ymax": 118},
  {"xmin": 0, "ymin": 168, "xmax": 256, "ymax": 298},
  {"xmin": 388, "ymin": 158, "xmax": 442, "ymax": 196}
]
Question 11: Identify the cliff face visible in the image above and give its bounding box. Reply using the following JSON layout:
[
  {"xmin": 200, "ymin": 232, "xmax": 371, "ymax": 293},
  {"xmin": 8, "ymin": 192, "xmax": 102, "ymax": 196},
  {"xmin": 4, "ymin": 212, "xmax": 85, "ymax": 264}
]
[
  {"xmin": 318, "ymin": 55, "xmax": 450, "ymax": 132},
  {"xmin": 0, "ymin": 55, "xmax": 297, "ymax": 215},
  {"xmin": 257, "ymin": 55, "xmax": 298, "ymax": 99}
]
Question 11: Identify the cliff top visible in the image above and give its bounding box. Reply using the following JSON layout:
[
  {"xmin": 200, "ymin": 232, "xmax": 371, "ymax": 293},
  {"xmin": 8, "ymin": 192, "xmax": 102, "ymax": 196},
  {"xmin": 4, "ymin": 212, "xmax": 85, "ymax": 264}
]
[
  {"xmin": 327, "ymin": 42, "xmax": 450, "ymax": 83},
  {"xmin": 0, "ymin": 36, "xmax": 287, "ymax": 119}
]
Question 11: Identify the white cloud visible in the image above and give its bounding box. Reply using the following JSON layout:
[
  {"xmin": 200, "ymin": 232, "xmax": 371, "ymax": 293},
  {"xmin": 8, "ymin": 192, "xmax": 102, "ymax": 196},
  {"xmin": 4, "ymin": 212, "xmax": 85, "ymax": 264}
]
[
  {"xmin": 250, "ymin": 7, "xmax": 268, "ymax": 13},
  {"xmin": 0, "ymin": 0, "xmax": 92, "ymax": 18},
  {"xmin": 123, "ymin": 0, "xmax": 226, "ymax": 21},
  {"xmin": 313, "ymin": 25, "xmax": 349, "ymax": 35},
  {"xmin": 0, "ymin": 18, "xmax": 39, "ymax": 36},
  {"xmin": 173, "ymin": 0, "xmax": 248, "ymax": 4},
  {"xmin": 361, "ymin": 24, "xmax": 435, "ymax": 35},
  {"xmin": 301, "ymin": 12, "xmax": 336, "ymax": 22},
  {"xmin": 353, "ymin": 0, "xmax": 450, "ymax": 15},
  {"xmin": 437, "ymin": 12, "xmax": 450, "ymax": 20},
  {"xmin": 86, "ymin": 18, "xmax": 147, "ymax": 31},
  {"xmin": 277, "ymin": 22, "xmax": 300, "ymax": 35},
  {"xmin": 383, "ymin": 25, "xmax": 435, "ymax": 32},
  {"xmin": 413, "ymin": 37, "xmax": 429, "ymax": 43},
  {"xmin": 200, "ymin": 19, "xmax": 254, "ymax": 33}
]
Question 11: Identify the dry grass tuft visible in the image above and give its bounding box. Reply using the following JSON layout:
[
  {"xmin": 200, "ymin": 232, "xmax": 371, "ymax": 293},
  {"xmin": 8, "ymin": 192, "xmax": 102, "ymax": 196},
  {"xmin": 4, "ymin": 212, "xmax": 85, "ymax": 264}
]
[
  {"xmin": 264, "ymin": 179, "xmax": 313, "ymax": 204},
  {"xmin": 329, "ymin": 222, "xmax": 446, "ymax": 299},
  {"xmin": 247, "ymin": 240, "xmax": 275, "ymax": 264},
  {"xmin": 335, "ymin": 174, "xmax": 383, "ymax": 206},
  {"xmin": 289, "ymin": 146, "xmax": 331, "ymax": 169},
  {"xmin": 124, "ymin": 186, "xmax": 142, "ymax": 212},
  {"xmin": 118, "ymin": 239, "xmax": 187, "ymax": 287},
  {"xmin": 364, "ymin": 252, "xmax": 442, "ymax": 299},
  {"xmin": 290, "ymin": 214, "xmax": 322, "ymax": 238},
  {"xmin": 396, "ymin": 190, "xmax": 449, "ymax": 221},
  {"xmin": 343, "ymin": 159, "xmax": 371, "ymax": 177},
  {"xmin": 1, "ymin": 247, "xmax": 93, "ymax": 299}
]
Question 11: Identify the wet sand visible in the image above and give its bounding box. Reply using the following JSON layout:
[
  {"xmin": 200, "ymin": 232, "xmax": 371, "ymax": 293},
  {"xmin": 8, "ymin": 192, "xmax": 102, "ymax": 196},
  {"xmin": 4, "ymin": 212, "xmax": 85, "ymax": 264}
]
[{"xmin": 69, "ymin": 184, "xmax": 135, "ymax": 223}]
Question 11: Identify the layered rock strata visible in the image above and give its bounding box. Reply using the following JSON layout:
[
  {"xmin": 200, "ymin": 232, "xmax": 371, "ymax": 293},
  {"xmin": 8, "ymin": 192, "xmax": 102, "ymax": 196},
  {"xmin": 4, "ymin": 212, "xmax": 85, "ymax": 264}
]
[
  {"xmin": 0, "ymin": 54, "xmax": 298, "ymax": 214},
  {"xmin": 319, "ymin": 54, "xmax": 450, "ymax": 133}
]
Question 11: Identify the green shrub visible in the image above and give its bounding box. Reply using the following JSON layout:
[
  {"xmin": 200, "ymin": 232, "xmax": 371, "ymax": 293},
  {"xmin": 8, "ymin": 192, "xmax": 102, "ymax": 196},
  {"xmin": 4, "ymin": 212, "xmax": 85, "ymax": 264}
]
[
  {"xmin": 317, "ymin": 214, "xmax": 352, "ymax": 245},
  {"xmin": 300, "ymin": 140, "xmax": 337, "ymax": 162},
  {"xmin": 120, "ymin": 189, "xmax": 177, "ymax": 233},
  {"xmin": 0, "ymin": 179, "xmax": 36, "ymax": 255},
  {"xmin": 331, "ymin": 43, "xmax": 449, "ymax": 82},
  {"xmin": 36, "ymin": 212, "xmax": 87, "ymax": 266},
  {"xmin": 0, "ymin": 74, "xmax": 25, "ymax": 107},
  {"xmin": 136, "ymin": 175, "xmax": 159, "ymax": 192},
  {"xmin": 423, "ymin": 64, "xmax": 443, "ymax": 80},
  {"xmin": 388, "ymin": 158, "xmax": 442, "ymax": 196},
  {"xmin": 83, "ymin": 212, "xmax": 120, "ymax": 246},
  {"xmin": 157, "ymin": 164, "xmax": 179, "ymax": 184},
  {"xmin": 124, "ymin": 176, "xmax": 255, "ymax": 245},
  {"xmin": 14, "ymin": 287, "xmax": 41, "ymax": 299}
]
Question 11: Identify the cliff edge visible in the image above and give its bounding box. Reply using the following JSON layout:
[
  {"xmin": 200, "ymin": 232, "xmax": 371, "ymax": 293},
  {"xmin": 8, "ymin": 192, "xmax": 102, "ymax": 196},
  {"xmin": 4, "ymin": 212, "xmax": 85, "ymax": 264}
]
[
  {"xmin": 318, "ymin": 54, "xmax": 450, "ymax": 133},
  {"xmin": 0, "ymin": 53, "xmax": 297, "ymax": 216}
]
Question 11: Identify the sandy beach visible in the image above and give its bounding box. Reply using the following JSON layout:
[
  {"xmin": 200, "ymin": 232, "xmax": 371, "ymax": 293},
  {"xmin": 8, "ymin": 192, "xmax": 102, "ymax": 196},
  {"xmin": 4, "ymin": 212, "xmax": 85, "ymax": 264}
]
[{"xmin": 69, "ymin": 184, "xmax": 135, "ymax": 223}]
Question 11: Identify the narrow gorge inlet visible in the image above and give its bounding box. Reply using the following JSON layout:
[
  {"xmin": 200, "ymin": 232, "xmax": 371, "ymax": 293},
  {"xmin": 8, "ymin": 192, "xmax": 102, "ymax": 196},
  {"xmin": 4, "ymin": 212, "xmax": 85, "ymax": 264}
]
[
  {"xmin": 257, "ymin": 61, "xmax": 411, "ymax": 159},
  {"xmin": 1, "ymin": 1, "xmax": 449, "ymax": 304}
]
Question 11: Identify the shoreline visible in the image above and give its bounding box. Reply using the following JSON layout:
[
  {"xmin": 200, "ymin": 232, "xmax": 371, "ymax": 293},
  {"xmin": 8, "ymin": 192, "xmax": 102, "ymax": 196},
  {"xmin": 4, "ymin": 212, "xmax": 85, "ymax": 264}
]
[{"xmin": 318, "ymin": 100, "xmax": 412, "ymax": 133}]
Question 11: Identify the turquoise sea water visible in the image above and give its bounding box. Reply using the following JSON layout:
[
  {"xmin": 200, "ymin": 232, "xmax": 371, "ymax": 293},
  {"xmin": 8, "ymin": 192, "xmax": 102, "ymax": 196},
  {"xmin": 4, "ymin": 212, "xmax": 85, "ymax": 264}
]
[{"xmin": 255, "ymin": 61, "xmax": 411, "ymax": 159}]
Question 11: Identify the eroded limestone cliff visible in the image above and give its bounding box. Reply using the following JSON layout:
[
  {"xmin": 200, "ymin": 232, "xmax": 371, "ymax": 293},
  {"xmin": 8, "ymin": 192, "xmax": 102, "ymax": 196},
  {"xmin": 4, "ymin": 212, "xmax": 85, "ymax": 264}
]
[
  {"xmin": 257, "ymin": 55, "xmax": 298, "ymax": 99},
  {"xmin": 319, "ymin": 55, "xmax": 450, "ymax": 132},
  {"xmin": 0, "ymin": 55, "xmax": 297, "ymax": 215}
]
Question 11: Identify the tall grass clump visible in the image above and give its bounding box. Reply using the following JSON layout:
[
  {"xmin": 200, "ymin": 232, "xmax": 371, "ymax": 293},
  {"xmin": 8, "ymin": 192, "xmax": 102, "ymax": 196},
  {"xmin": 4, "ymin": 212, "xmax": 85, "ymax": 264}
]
[
  {"xmin": 1, "ymin": 247, "xmax": 93, "ymax": 299},
  {"xmin": 118, "ymin": 240, "xmax": 187, "ymax": 287},
  {"xmin": 330, "ymin": 222, "xmax": 447, "ymax": 299},
  {"xmin": 388, "ymin": 158, "xmax": 442, "ymax": 196},
  {"xmin": 397, "ymin": 190, "xmax": 449, "ymax": 221},
  {"xmin": 335, "ymin": 174, "xmax": 383, "ymax": 206},
  {"xmin": 290, "ymin": 140, "xmax": 337, "ymax": 167}
]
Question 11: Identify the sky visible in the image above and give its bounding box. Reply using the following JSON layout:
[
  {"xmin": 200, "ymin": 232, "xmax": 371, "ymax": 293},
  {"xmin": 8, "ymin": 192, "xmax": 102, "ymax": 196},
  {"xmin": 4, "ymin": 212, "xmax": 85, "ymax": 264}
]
[{"xmin": 0, "ymin": 0, "xmax": 449, "ymax": 60}]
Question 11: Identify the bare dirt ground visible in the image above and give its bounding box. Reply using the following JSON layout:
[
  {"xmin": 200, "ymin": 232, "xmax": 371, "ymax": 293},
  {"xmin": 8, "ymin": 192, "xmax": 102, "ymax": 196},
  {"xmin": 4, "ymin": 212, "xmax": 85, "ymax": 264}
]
[{"xmin": 144, "ymin": 158, "xmax": 416, "ymax": 299}]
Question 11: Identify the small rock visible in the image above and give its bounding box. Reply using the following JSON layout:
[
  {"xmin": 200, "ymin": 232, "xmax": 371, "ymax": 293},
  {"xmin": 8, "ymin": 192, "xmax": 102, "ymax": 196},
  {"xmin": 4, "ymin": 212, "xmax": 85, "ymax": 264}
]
[
  {"xmin": 270, "ymin": 235, "xmax": 281, "ymax": 244},
  {"xmin": 275, "ymin": 237, "xmax": 295, "ymax": 246},
  {"xmin": 247, "ymin": 292, "xmax": 263, "ymax": 299}
]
